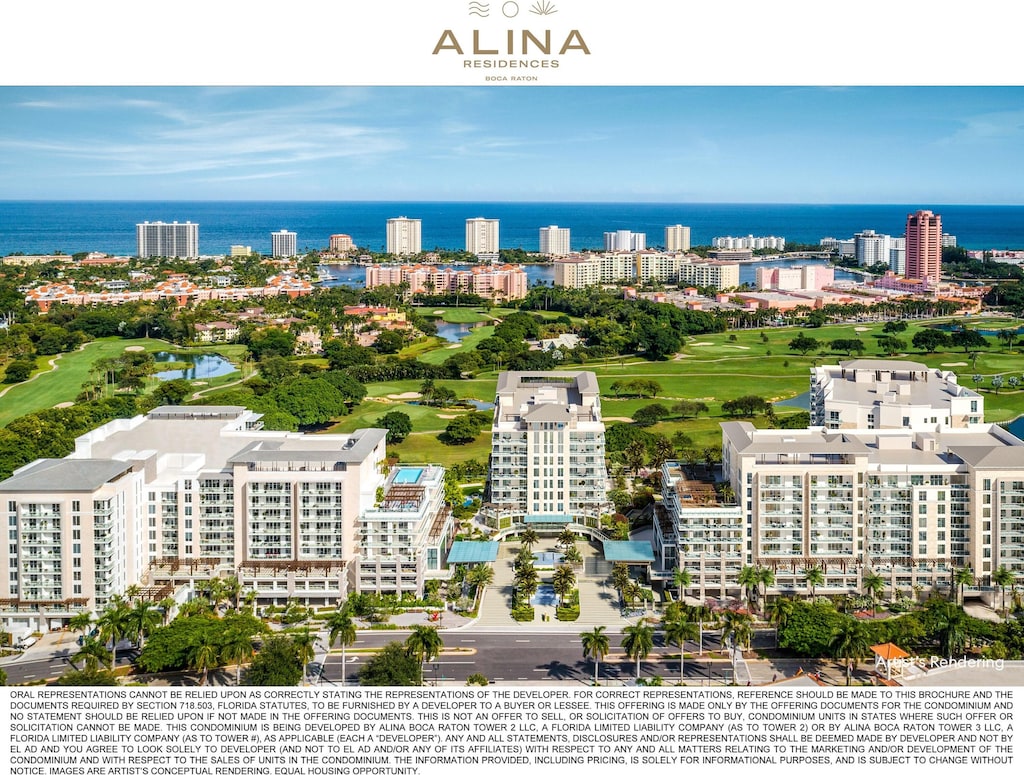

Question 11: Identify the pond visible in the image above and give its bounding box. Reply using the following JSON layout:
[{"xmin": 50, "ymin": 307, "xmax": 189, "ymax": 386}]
[
  {"xmin": 774, "ymin": 391, "xmax": 810, "ymax": 410},
  {"xmin": 153, "ymin": 352, "xmax": 237, "ymax": 381},
  {"xmin": 435, "ymin": 322, "xmax": 482, "ymax": 343}
]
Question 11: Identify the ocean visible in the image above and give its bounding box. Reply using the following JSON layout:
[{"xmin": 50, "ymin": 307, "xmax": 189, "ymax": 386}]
[{"xmin": 2, "ymin": 201, "xmax": 1023, "ymax": 257}]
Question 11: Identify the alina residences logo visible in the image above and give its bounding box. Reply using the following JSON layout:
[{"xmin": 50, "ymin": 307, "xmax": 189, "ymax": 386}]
[{"xmin": 432, "ymin": 1, "xmax": 590, "ymax": 75}]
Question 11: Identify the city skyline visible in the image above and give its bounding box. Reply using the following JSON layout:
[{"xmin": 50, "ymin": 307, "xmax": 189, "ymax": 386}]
[{"xmin": 0, "ymin": 86, "xmax": 1023, "ymax": 204}]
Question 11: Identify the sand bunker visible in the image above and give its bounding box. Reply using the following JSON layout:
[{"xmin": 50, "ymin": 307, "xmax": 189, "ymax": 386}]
[
  {"xmin": 388, "ymin": 392, "xmax": 421, "ymax": 399},
  {"xmin": 854, "ymin": 326, "xmax": 871, "ymax": 332},
  {"xmin": 941, "ymin": 362, "xmax": 968, "ymax": 367},
  {"xmin": 690, "ymin": 342, "xmax": 715, "ymax": 346},
  {"xmin": 124, "ymin": 345, "xmax": 146, "ymax": 351},
  {"xmin": 54, "ymin": 401, "xmax": 75, "ymax": 408}
]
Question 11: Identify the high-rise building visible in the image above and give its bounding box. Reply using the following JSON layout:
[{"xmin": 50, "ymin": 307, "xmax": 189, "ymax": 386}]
[
  {"xmin": 136, "ymin": 221, "xmax": 199, "ymax": 258},
  {"xmin": 539, "ymin": 225, "xmax": 571, "ymax": 256},
  {"xmin": 0, "ymin": 406, "xmax": 454, "ymax": 637},
  {"xmin": 271, "ymin": 229, "xmax": 297, "ymax": 258},
  {"xmin": 481, "ymin": 372, "xmax": 611, "ymax": 529},
  {"xmin": 810, "ymin": 359, "xmax": 983, "ymax": 430},
  {"xmin": 329, "ymin": 234, "xmax": 355, "ymax": 252},
  {"xmin": 905, "ymin": 209, "xmax": 942, "ymax": 284},
  {"xmin": 665, "ymin": 224, "xmax": 691, "ymax": 252},
  {"xmin": 889, "ymin": 237, "xmax": 906, "ymax": 274},
  {"xmin": 466, "ymin": 218, "xmax": 499, "ymax": 255},
  {"xmin": 386, "ymin": 217, "xmax": 422, "ymax": 256},
  {"xmin": 603, "ymin": 230, "xmax": 646, "ymax": 252},
  {"xmin": 854, "ymin": 229, "xmax": 892, "ymax": 267}
]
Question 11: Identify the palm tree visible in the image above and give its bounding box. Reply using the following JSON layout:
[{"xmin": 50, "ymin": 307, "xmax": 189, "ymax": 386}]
[
  {"xmin": 126, "ymin": 599, "xmax": 162, "ymax": 649},
  {"xmin": 755, "ymin": 566, "xmax": 775, "ymax": 613},
  {"xmin": 663, "ymin": 617, "xmax": 698, "ymax": 685},
  {"xmin": 220, "ymin": 631, "xmax": 255, "ymax": 685},
  {"xmin": 552, "ymin": 564, "xmax": 576, "ymax": 607},
  {"xmin": 621, "ymin": 622, "xmax": 654, "ymax": 681},
  {"xmin": 467, "ymin": 563, "xmax": 495, "ymax": 596},
  {"xmin": 519, "ymin": 527, "xmax": 539, "ymax": 556},
  {"xmin": 405, "ymin": 625, "xmax": 444, "ymax": 685},
  {"xmin": 157, "ymin": 597, "xmax": 175, "ymax": 626},
  {"xmin": 954, "ymin": 565, "xmax": 975, "ymax": 605},
  {"xmin": 934, "ymin": 602, "xmax": 969, "ymax": 658},
  {"xmin": 992, "ymin": 566, "xmax": 1016, "ymax": 620},
  {"xmin": 291, "ymin": 626, "xmax": 318, "ymax": 685},
  {"xmin": 222, "ymin": 575, "xmax": 242, "ymax": 609},
  {"xmin": 737, "ymin": 565, "xmax": 758, "ymax": 608},
  {"xmin": 556, "ymin": 527, "xmax": 577, "ymax": 550},
  {"xmin": 69, "ymin": 611, "xmax": 93, "ymax": 641},
  {"xmin": 189, "ymin": 633, "xmax": 221, "ymax": 686},
  {"xmin": 71, "ymin": 637, "xmax": 111, "ymax": 673},
  {"xmin": 721, "ymin": 611, "xmax": 753, "ymax": 652},
  {"xmin": 829, "ymin": 618, "xmax": 871, "ymax": 686},
  {"xmin": 673, "ymin": 567, "xmax": 692, "ymax": 602},
  {"xmin": 765, "ymin": 596, "xmax": 795, "ymax": 647},
  {"xmin": 803, "ymin": 565, "xmax": 825, "ymax": 602},
  {"xmin": 862, "ymin": 573, "xmax": 886, "ymax": 616},
  {"xmin": 96, "ymin": 597, "xmax": 131, "ymax": 670},
  {"xmin": 610, "ymin": 563, "xmax": 631, "ymax": 600},
  {"xmin": 327, "ymin": 612, "xmax": 358, "ymax": 684},
  {"xmin": 561, "ymin": 545, "xmax": 583, "ymax": 566},
  {"xmin": 580, "ymin": 625, "xmax": 610, "ymax": 685}
]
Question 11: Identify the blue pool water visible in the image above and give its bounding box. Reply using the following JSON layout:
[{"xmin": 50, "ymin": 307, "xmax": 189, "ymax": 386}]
[
  {"xmin": 531, "ymin": 585, "xmax": 557, "ymax": 606},
  {"xmin": 394, "ymin": 468, "xmax": 424, "ymax": 485},
  {"xmin": 533, "ymin": 551, "xmax": 564, "ymax": 566}
]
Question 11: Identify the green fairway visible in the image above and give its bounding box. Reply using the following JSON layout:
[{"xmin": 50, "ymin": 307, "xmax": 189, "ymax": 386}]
[
  {"xmin": 417, "ymin": 325, "xmax": 495, "ymax": 365},
  {"xmin": 427, "ymin": 307, "xmax": 492, "ymax": 323},
  {"xmin": 390, "ymin": 430, "xmax": 492, "ymax": 466},
  {"xmin": 0, "ymin": 339, "xmax": 246, "ymax": 427}
]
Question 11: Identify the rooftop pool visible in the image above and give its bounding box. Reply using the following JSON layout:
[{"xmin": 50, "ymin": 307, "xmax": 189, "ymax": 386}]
[{"xmin": 394, "ymin": 467, "xmax": 425, "ymax": 485}]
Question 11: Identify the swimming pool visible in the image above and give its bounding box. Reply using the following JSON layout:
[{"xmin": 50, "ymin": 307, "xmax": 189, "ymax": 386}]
[{"xmin": 394, "ymin": 467, "xmax": 424, "ymax": 485}]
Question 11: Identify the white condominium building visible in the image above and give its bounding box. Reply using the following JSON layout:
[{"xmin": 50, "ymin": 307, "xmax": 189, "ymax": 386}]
[
  {"xmin": 555, "ymin": 252, "xmax": 737, "ymax": 290},
  {"xmin": 665, "ymin": 224, "xmax": 692, "ymax": 252},
  {"xmin": 136, "ymin": 221, "xmax": 199, "ymax": 258},
  {"xmin": 466, "ymin": 217, "xmax": 499, "ymax": 255},
  {"xmin": 483, "ymin": 371, "xmax": 611, "ymax": 530},
  {"xmin": 854, "ymin": 229, "xmax": 892, "ymax": 268},
  {"xmin": 712, "ymin": 421, "xmax": 1024, "ymax": 599},
  {"xmin": 0, "ymin": 406, "xmax": 452, "ymax": 637},
  {"xmin": 386, "ymin": 217, "xmax": 422, "ymax": 256},
  {"xmin": 604, "ymin": 230, "xmax": 646, "ymax": 252},
  {"xmin": 357, "ymin": 465, "xmax": 453, "ymax": 596},
  {"xmin": 712, "ymin": 235, "xmax": 786, "ymax": 250},
  {"xmin": 810, "ymin": 360, "xmax": 984, "ymax": 431},
  {"xmin": 539, "ymin": 225, "xmax": 571, "ymax": 256},
  {"xmin": 271, "ymin": 229, "xmax": 298, "ymax": 258}
]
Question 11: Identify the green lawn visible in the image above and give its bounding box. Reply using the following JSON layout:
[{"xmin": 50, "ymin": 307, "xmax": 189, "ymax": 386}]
[
  {"xmin": 426, "ymin": 307, "xmax": 493, "ymax": 324},
  {"xmin": 0, "ymin": 339, "xmax": 248, "ymax": 427},
  {"xmin": 418, "ymin": 325, "xmax": 495, "ymax": 365}
]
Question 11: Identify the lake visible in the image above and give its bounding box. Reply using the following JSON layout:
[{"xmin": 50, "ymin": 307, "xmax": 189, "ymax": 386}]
[{"xmin": 154, "ymin": 352, "xmax": 237, "ymax": 381}]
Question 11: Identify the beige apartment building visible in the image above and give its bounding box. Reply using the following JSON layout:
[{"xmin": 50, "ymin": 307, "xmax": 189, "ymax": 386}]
[
  {"xmin": 654, "ymin": 422, "xmax": 1024, "ymax": 602},
  {"xmin": 810, "ymin": 360, "xmax": 984, "ymax": 431},
  {"xmin": 0, "ymin": 406, "xmax": 453, "ymax": 637}
]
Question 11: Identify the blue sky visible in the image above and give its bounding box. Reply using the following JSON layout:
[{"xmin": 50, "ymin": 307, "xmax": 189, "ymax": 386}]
[{"xmin": 1, "ymin": 86, "xmax": 1022, "ymax": 203}]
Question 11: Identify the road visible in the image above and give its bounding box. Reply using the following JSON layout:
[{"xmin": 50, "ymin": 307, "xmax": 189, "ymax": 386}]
[
  {"xmin": 6, "ymin": 629, "xmax": 799, "ymax": 687},
  {"xmin": 315, "ymin": 629, "xmax": 746, "ymax": 687}
]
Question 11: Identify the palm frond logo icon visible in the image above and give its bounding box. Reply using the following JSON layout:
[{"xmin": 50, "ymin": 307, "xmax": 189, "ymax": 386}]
[
  {"xmin": 530, "ymin": 0, "xmax": 557, "ymax": 14},
  {"xmin": 468, "ymin": 1, "xmax": 490, "ymax": 16}
]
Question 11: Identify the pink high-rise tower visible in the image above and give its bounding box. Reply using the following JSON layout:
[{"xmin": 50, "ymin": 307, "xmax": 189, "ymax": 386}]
[{"xmin": 905, "ymin": 209, "xmax": 942, "ymax": 284}]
